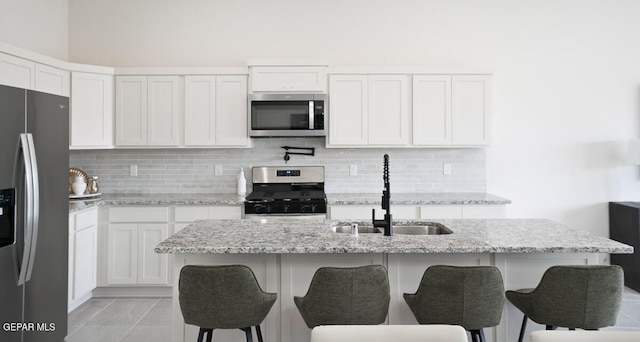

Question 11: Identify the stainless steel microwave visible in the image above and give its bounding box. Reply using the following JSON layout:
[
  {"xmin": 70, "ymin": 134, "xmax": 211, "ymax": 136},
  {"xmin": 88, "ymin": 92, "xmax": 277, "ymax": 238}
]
[{"xmin": 249, "ymin": 93, "xmax": 326, "ymax": 137}]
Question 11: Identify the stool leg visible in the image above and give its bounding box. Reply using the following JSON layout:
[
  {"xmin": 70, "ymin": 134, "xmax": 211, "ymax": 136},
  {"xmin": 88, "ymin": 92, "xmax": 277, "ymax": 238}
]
[
  {"xmin": 255, "ymin": 325, "xmax": 264, "ymax": 342},
  {"xmin": 518, "ymin": 315, "xmax": 528, "ymax": 342},
  {"xmin": 198, "ymin": 328, "xmax": 213, "ymax": 342},
  {"xmin": 240, "ymin": 327, "xmax": 253, "ymax": 342},
  {"xmin": 478, "ymin": 328, "xmax": 486, "ymax": 342},
  {"xmin": 469, "ymin": 330, "xmax": 479, "ymax": 342}
]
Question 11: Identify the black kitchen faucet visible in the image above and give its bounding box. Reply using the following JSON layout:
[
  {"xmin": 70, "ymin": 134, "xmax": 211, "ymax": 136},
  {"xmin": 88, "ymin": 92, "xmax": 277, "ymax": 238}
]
[{"xmin": 373, "ymin": 154, "xmax": 392, "ymax": 236}]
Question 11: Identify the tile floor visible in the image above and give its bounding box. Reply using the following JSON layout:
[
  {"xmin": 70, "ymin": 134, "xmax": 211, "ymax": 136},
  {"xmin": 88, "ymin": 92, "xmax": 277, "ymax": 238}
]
[{"xmin": 67, "ymin": 288, "xmax": 640, "ymax": 342}]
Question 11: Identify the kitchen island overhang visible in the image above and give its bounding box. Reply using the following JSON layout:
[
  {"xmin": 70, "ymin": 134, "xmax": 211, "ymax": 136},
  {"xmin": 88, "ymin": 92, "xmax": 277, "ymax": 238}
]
[
  {"xmin": 155, "ymin": 218, "xmax": 633, "ymax": 255},
  {"xmin": 156, "ymin": 218, "xmax": 632, "ymax": 342}
]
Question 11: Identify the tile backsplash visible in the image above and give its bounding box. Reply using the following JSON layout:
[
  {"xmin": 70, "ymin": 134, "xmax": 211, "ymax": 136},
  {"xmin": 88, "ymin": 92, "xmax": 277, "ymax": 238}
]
[{"xmin": 69, "ymin": 138, "xmax": 486, "ymax": 194}]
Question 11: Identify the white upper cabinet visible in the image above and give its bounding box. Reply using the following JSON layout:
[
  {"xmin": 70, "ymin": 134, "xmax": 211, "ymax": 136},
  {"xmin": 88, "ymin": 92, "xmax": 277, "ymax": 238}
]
[
  {"xmin": 413, "ymin": 75, "xmax": 452, "ymax": 146},
  {"xmin": 147, "ymin": 76, "xmax": 182, "ymax": 146},
  {"xmin": 116, "ymin": 76, "xmax": 148, "ymax": 146},
  {"xmin": 328, "ymin": 75, "xmax": 368, "ymax": 145},
  {"xmin": 250, "ymin": 66, "xmax": 327, "ymax": 92},
  {"xmin": 35, "ymin": 63, "xmax": 70, "ymax": 96},
  {"xmin": 70, "ymin": 72, "xmax": 114, "ymax": 149},
  {"xmin": 328, "ymin": 74, "xmax": 410, "ymax": 147},
  {"xmin": 0, "ymin": 52, "xmax": 69, "ymax": 96},
  {"xmin": 184, "ymin": 75, "xmax": 249, "ymax": 147},
  {"xmin": 368, "ymin": 75, "xmax": 411, "ymax": 145},
  {"xmin": 451, "ymin": 75, "xmax": 492, "ymax": 145},
  {"xmin": 0, "ymin": 52, "xmax": 35, "ymax": 89},
  {"xmin": 329, "ymin": 71, "xmax": 492, "ymax": 148},
  {"xmin": 115, "ymin": 75, "xmax": 182, "ymax": 147}
]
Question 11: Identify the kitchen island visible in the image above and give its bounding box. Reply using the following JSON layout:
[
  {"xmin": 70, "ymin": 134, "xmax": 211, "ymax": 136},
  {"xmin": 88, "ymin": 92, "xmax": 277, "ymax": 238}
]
[{"xmin": 156, "ymin": 218, "xmax": 631, "ymax": 342}]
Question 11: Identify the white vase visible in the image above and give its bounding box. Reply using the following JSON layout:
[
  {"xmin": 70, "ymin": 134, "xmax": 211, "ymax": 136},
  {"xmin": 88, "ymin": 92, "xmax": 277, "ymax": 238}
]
[{"xmin": 71, "ymin": 178, "xmax": 87, "ymax": 195}]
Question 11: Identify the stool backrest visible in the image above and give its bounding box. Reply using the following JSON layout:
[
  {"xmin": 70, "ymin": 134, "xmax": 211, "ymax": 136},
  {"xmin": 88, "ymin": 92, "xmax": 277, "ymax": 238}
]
[
  {"xmin": 403, "ymin": 265, "xmax": 505, "ymax": 330},
  {"xmin": 529, "ymin": 265, "xmax": 623, "ymax": 329},
  {"xmin": 294, "ymin": 265, "xmax": 390, "ymax": 328},
  {"xmin": 178, "ymin": 265, "xmax": 277, "ymax": 329}
]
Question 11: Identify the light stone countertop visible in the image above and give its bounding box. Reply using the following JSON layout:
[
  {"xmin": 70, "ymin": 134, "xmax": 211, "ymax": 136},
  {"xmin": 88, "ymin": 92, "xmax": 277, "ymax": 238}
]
[
  {"xmin": 154, "ymin": 218, "xmax": 632, "ymax": 255},
  {"xmin": 69, "ymin": 192, "xmax": 510, "ymax": 213}
]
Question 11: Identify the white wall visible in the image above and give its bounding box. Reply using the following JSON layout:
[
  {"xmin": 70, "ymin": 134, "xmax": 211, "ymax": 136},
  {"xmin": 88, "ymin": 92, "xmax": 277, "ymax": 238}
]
[
  {"xmin": 66, "ymin": 0, "xmax": 640, "ymax": 238},
  {"xmin": 0, "ymin": 0, "xmax": 68, "ymax": 60}
]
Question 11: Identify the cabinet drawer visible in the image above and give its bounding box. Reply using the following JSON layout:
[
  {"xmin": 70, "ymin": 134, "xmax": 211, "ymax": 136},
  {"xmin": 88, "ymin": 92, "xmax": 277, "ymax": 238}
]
[
  {"xmin": 462, "ymin": 205, "xmax": 506, "ymax": 218},
  {"xmin": 420, "ymin": 205, "xmax": 463, "ymax": 219},
  {"xmin": 175, "ymin": 206, "xmax": 243, "ymax": 221},
  {"xmin": 74, "ymin": 208, "xmax": 98, "ymax": 231},
  {"xmin": 175, "ymin": 206, "xmax": 209, "ymax": 222},
  {"xmin": 210, "ymin": 207, "xmax": 242, "ymax": 219},
  {"xmin": 109, "ymin": 207, "xmax": 169, "ymax": 222}
]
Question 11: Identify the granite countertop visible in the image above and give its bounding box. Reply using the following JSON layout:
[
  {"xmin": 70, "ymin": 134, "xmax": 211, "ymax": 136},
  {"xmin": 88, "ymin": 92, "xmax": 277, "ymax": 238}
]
[
  {"xmin": 69, "ymin": 193, "xmax": 246, "ymax": 213},
  {"xmin": 70, "ymin": 192, "xmax": 510, "ymax": 213},
  {"xmin": 154, "ymin": 218, "xmax": 632, "ymax": 255}
]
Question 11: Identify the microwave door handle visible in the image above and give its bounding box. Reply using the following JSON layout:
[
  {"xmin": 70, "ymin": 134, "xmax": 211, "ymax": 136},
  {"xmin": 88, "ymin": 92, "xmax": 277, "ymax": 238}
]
[{"xmin": 308, "ymin": 101, "xmax": 314, "ymax": 129}]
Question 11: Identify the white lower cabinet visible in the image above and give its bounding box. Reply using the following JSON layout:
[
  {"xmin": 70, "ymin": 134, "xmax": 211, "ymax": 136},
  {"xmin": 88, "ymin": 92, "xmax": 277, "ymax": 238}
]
[
  {"xmin": 106, "ymin": 207, "xmax": 170, "ymax": 285},
  {"xmin": 101, "ymin": 205, "xmax": 242, "ymax": 292},
  {"xmin": 107, "ymin": 223, "xmax": 169, "ymax": 285},
  {"xmin": 68, "ymin": 208, "xmax": 98, "ymax": 312}
]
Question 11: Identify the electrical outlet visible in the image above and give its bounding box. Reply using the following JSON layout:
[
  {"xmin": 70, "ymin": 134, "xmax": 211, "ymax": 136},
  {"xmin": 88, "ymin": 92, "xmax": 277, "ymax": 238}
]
[
  {"xmin": 349, "ymin": 165, "xmax": 358, "ymax": 176},
  {"xmin": 443, "ymin": 163, "xmax": 452, "ymax": 175},
  {"xmin": 214, "ymin": 165, "xmax": 223, "ymax": 176},
  {"xmin": 130, "ymin": 165, "xmax": 138, "ymax": 177}
]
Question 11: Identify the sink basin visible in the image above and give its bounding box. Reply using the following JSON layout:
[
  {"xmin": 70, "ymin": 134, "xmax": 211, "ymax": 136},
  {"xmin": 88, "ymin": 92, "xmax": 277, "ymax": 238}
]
[
  {"xmin": 393, "ymin": 224, "xmax": 453, "ymax": 235},
  {"xmin": 331, "ymin": 225, "xmax": 381, "ymax": 234},
  {"xmin": 330, "ymin": 223, "xmax": 452, "ymax": 235}
]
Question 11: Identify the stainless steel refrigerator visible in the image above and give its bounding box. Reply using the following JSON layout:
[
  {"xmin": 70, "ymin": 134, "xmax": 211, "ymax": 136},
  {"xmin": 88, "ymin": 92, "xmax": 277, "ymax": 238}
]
[{"xmin": 0, "ymin": 84, "xmax": 69, "ymax": 342}]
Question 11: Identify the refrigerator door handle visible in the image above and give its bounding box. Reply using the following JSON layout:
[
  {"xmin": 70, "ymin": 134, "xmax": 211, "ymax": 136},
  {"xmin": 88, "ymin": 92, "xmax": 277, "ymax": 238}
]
[
  {"xmin": 12, "ymin": 133, "xmax": 37, "ymax": 286},
  {"xmin": 25, "ymin": 133, "xmax": 39, "ymax": 282}
]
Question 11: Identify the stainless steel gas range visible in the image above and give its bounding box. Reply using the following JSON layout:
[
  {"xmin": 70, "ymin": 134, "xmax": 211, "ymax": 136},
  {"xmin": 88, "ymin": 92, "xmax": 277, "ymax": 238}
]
[{"xmin": 244, "ymin": 166, "xmax": 327, "ymax": 219}]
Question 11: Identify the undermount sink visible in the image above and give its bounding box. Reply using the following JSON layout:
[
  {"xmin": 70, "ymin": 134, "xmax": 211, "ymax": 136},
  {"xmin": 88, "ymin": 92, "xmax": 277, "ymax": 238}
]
[{"xmin": 331, "ymin": 223, "xmax": 452, "ymax": 235}]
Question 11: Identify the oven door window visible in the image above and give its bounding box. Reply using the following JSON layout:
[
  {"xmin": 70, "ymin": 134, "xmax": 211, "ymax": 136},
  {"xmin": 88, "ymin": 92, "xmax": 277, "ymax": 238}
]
[{"xmin": 251, "ymin": 101, "xmax": 310, "ymax": 130}]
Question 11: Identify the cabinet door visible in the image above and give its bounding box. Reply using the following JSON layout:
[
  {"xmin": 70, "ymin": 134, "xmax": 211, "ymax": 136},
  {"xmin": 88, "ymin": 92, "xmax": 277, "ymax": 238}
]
[
  {"xmin": 107, "ymin": 223, "xmax": 138, "ymax": 284},
  {"xmin": 184, "ymin": 76, "xmax": 216, "ymax": 146},
  {"xmin": 138, "ymin": 224, "xmax": 169, "ymax": 285},
  {"xmin": 328, "ymin": 75, "xmax": 368, "ymax": 146},
  {"xmin": 216, "ymin": 76, "xmax": 249, "ymax": 146},
  {"xmin": 147, "ymin": 76, "xmax": 181, "ymax": 146},
  {"xmin": 452, "ymin": 75, "xmax": 491, "ymax": 145},
  {"xmin": 73, "ymin": 225, "xmax": 98, "ymax": 300},
  {"xmin": 0, "ymin": 52, "xmax": 35, "ymax": 89},
  {"xmin": 70, "ymin": 72, "xmax": 114, "ymax": 148},
  {"xmin": 413, "ymin": 75, "xmax": 452, "ymax": 146},
  {"xmin": 35, "ymin": 63, "xmax": 70, "ymax": 96},
  {"xmin": 116, "ymin": 76, "xmax": 148, "ymax": 145},
  {"xmin": 368, "ymin": 75, "xmax": 411, "ymax": 145},
  {"xmin": 251, "ymin": 66, "xmax": 326, "ymax": 92}
]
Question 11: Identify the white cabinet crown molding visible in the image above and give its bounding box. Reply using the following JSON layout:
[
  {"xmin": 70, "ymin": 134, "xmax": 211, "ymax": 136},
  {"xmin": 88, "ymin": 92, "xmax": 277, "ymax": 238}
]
[
  {"xmin": 328, "ymin": 66, "xmax": 494, "ymax": 75},
  {"xmin": 114, "ymin": 67, "xmax": 249, "ymax": 75}
]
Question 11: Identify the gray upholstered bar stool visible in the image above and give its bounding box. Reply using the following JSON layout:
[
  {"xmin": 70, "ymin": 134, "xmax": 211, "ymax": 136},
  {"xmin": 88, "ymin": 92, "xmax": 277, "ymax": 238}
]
[
  {"xmin": 506, "ymin": 265, "xmax": 624, "ymax": 342},
  {"xmin": 178, "ymin": 265, "xmax": 277, "ymax": 342},
  {"xmin": 403, "ymin": 265, "xmax": 505, "ymax": 342},
  {"xmin": 294, "ymin": 265, "xmax": 390, "ymax": 328}
]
